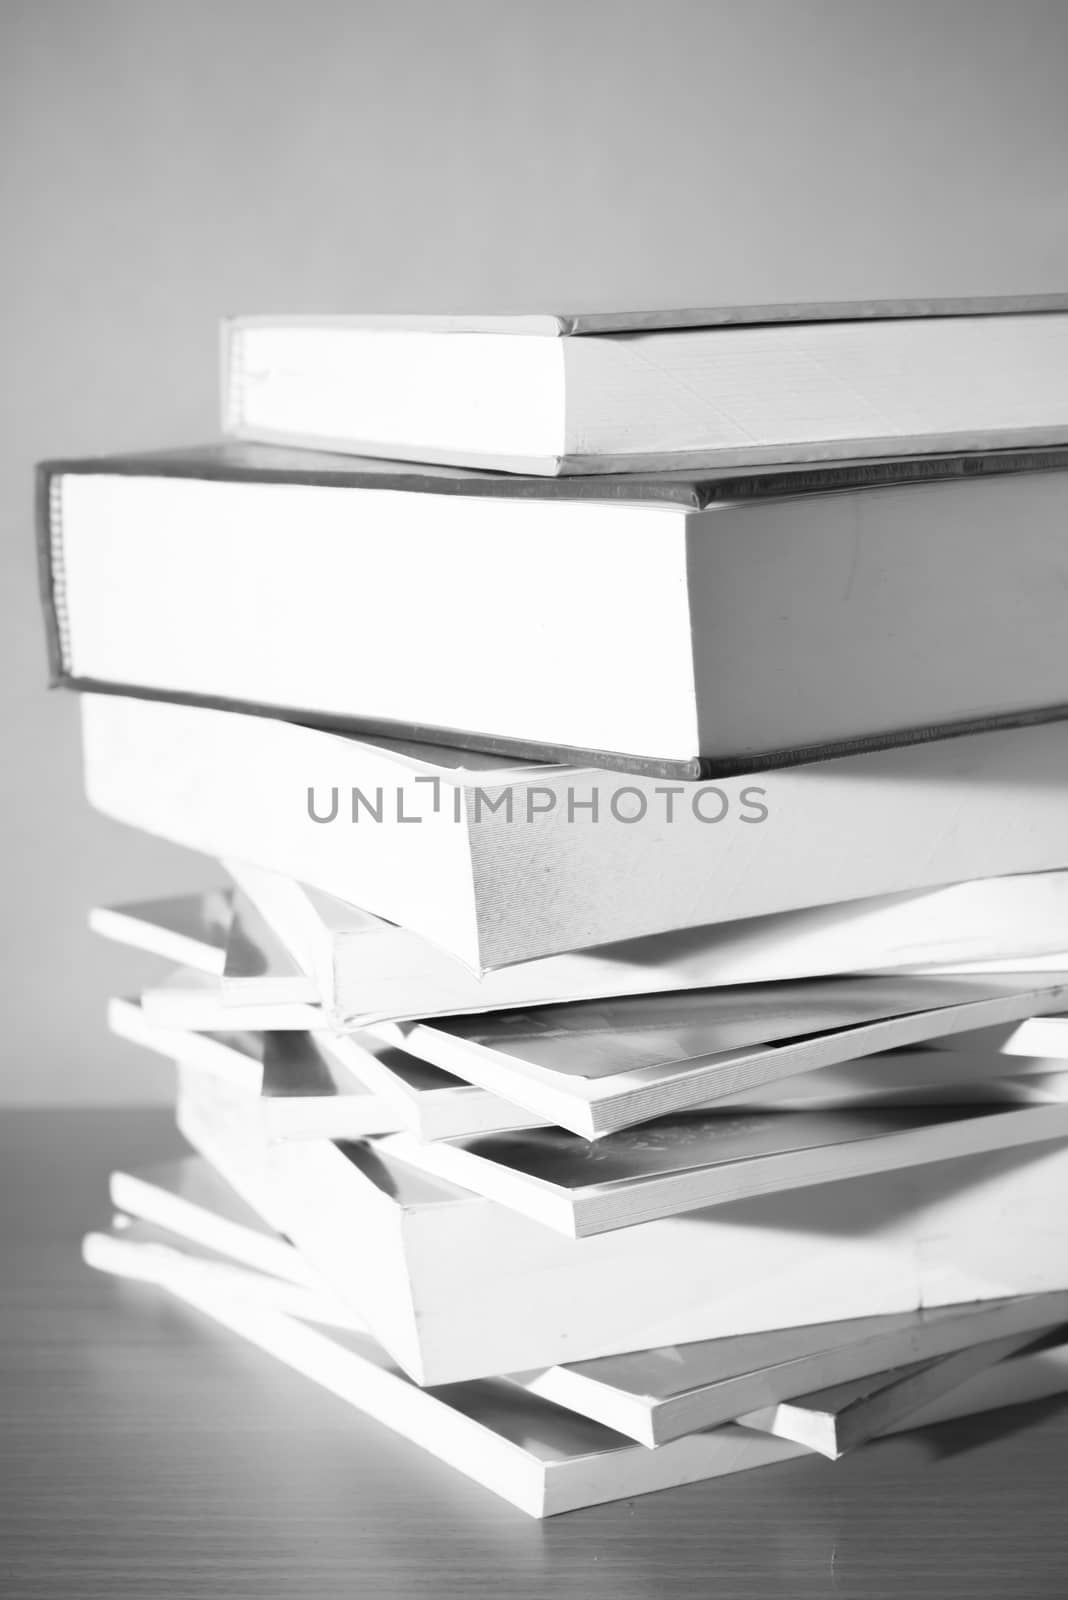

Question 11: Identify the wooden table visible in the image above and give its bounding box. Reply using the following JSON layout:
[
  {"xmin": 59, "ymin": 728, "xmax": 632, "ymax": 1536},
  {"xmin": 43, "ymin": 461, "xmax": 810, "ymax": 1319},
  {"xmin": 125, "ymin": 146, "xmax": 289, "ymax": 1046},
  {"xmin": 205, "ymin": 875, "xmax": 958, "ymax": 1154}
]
[{"xmin": 3, "ymin": 1108, "xmax": 1068, "ymax": 1599}]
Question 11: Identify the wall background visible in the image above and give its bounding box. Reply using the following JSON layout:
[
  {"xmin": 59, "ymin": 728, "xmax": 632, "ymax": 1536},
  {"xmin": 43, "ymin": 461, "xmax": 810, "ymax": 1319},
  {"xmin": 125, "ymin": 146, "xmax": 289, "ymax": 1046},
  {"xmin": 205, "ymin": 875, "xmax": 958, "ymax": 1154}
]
[{"xmin": 3, "ymin": 0, "xmax": 1068, "ymax": 1103}]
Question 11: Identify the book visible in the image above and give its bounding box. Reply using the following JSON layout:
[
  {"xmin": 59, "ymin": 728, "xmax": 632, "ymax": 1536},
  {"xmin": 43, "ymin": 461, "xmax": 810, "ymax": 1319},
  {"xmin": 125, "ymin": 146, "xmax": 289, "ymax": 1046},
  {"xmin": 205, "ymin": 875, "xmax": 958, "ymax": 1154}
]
[
  {"xmin": 101, "ymin": 1263, "xmax": 809, "ymax": 1516},
  {"xmin": 101, "ymin": 1267, "xmax": 1068, "ymax": 1517},
  {"xmin": 523, "ymin": 1301, "xmax": 1068, "ymax": 1450},
  {"xmin": 113, "ymin": 986, "xmax": 1068, "ymax": 1143},
  {"xmin": 369, "ymin": 972, "xmax": 1068, "ymax": 1138},
  {"xmin": 93, "ymin": 887, "xmax": 317, "ymax": 1005},
  {"xmin": 131, "ymin": 966, "xmax": 1068, "ymax": 1138},
  {"xmin": 223, "ymin": 302, "xmax": 1068, "ymax": 476},
  {"xmin": 379, "ymin": 1101, "xmax": 1068, "ymax": 1237},
  {"xmin": 108, "ymin": 996, "xmax": 404, "ymax": 1141},
  {"xmin": 116, "ymin": 993, "xmax": 546, "ymax": 1140},
  {"xmin": 227, "ymin": 862, "xmax": 1068, "ymax": 1028},
  {"xmin": 175, "ymin": 1080, "xmax": 1068, "ymax": 1384},
  {"xmin": 326, "ymin": 1033, "xmax": 1068, "ymax": 1126},
  {"xmin": 221, "ymin": 892, "xmax": 318, "ymax": 1006},
  {"xmin": 93, "ymin": 870, "xmax": 1068, "ymax": 1030},
  {"xmin": 113, "ymin": 990, "xmax": 271, "ymax": 1077},
  {"xmin": 89, "ymin": 889, "xmax": 233, "ymax": 975},
  {"xmin": 736, "ymin": 1323, "xmax": 1063, "ymax": 1458},
  {"xmin": 104, "ymin": 1156, "xmax": 1068, "ymax": 1446},
  {"xmin": 79, "ymin": 694, "xmax": 1068, "ymax": 970},
  {"xmin": 140, "ymin": 967, "xmax": 322, "ymax": 1032},
  {"xmin": 42, "ymin": 443, "xmax": 1068, "ymax": 776},
  {"xmin": 113, "ymin": 886, "xmax": 1068, "ymax": 1035},
  {"xmin": 84, "ymin": 1219, "xmax": 363, "ymax": 1330},
  {"xmin": 108, "ymin": 1156, "xmax": 320, "ymax": 1285}
]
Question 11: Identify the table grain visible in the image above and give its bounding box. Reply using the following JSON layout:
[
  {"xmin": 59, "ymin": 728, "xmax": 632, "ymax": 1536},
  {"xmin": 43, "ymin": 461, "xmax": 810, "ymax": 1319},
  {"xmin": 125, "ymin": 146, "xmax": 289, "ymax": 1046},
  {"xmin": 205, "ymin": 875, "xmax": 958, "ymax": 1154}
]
[{"xmin": 2, "ymin": 1107, "xmax": 1067, "ymax": 1600}]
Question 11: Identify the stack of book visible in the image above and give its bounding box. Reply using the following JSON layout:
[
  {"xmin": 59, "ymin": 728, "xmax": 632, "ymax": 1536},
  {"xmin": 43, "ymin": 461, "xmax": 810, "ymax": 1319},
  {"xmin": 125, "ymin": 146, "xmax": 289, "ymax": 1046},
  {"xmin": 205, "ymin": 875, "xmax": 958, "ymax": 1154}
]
[{"xmin": 42, "ymin": 297, "xmax": 1068, "ymax": 1517}]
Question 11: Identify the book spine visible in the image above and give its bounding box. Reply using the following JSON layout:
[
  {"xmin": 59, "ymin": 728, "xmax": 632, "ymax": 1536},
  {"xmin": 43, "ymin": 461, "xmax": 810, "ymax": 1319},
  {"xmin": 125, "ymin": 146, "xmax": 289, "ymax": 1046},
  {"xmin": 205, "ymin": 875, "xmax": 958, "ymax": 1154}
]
[{"xmin": 35, "ymin": 462, "xmax": 71, "ymax": 689}]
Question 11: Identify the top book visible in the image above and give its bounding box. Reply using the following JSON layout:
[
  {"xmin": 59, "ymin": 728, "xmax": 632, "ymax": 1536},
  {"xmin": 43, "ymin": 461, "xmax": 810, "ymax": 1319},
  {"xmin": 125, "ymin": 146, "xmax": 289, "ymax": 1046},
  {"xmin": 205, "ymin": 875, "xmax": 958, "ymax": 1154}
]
[{"xmin": 224, "ymin": 296, "xmax": 1068, "ymax": 477}]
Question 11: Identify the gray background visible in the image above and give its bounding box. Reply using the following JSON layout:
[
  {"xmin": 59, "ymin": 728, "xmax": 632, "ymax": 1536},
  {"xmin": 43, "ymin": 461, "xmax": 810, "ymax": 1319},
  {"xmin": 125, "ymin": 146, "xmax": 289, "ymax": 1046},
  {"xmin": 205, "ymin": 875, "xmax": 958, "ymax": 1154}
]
[{"xmin": 3, "ymin": 0, "xmax": 1068, "ymax": 1103}]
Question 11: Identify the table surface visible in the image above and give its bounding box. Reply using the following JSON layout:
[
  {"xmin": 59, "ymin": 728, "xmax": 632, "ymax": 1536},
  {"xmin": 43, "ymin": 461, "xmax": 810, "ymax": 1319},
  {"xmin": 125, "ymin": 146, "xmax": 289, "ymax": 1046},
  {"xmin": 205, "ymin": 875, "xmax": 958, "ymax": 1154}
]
[{"xmin": 3, "ymin": 1108, "xmax": 1068, "ymax": 1600}]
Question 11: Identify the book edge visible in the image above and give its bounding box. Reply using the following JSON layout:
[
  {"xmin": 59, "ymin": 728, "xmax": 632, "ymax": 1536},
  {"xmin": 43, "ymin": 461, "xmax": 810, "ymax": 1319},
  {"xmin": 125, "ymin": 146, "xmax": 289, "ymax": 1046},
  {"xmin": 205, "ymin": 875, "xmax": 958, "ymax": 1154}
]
[
  {"xmin": 36, "ymin": 461, "xmax": 69, "ymax": 689},
  {"xmin": 53, "ymin": 673, "xmax": 1068, "ymax": 781},
  {"xmin": 224, "ymin": 296, "xmax": 1068, "ymax": 337},
  {"xmin": 38, "ymin": 441, "xmax": 1068, "ymax": 509}
]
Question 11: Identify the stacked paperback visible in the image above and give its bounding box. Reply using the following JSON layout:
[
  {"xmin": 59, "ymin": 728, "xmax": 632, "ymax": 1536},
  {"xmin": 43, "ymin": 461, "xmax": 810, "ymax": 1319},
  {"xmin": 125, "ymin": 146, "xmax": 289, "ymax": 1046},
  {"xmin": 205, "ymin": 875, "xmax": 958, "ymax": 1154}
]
[{"xmin": 42, "ymin": 296, "xmax": 1068, "ymax": 1516}]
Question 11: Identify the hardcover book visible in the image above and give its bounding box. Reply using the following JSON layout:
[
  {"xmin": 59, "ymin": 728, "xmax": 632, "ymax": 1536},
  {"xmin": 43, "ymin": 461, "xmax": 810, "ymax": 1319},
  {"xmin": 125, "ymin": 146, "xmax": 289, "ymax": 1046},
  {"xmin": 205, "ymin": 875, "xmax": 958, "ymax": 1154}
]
[
  {"xmin": 223, "ymin": 299, "xmax": 1068, "ymax": 476},
  {"xmin": 41, "ymin": 441, "xmax": 1068, "ymax": 775}
]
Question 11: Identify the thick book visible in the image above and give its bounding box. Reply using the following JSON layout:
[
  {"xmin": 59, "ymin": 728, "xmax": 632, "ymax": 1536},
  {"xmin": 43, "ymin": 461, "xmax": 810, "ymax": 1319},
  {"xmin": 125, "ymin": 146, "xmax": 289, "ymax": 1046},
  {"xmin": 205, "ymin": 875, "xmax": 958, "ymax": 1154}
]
[
  {"xmin": 370, "ymin": 971, "xmax": 1068, "ymax": 1137},
  {"xmin": 105, "ymin": 1158, "xmax": 1068, "ymax": 1447},
  {"xmin": 175, "ymin": 1081, "xmax": 1068, "ymax": 1385},
  {"xmin": 223, "ymin": 300, "xmax": 1068, "ymax": 476},
  {"xmin": 41, "ymin": 441, "xmax": 1068, "ymax": 777},
  {"xmin": 78, "ymin": 695, "xmax": 1068, "ymax": 969}
]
